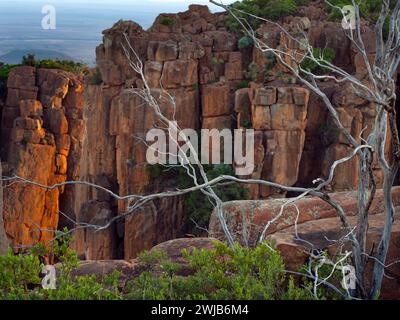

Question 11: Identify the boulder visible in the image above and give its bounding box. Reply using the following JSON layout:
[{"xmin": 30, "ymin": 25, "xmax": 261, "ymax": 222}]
[
  {"xmin": 268, "ymin": 211, "xmax": 400, "ymax": 299},
  {"xmin": 209, "ymin": 187, "xmax": 400, "ymax": 247},
  {"xmin": 70, "ymin": 237, "xmax": 220, "ymax": 284}
]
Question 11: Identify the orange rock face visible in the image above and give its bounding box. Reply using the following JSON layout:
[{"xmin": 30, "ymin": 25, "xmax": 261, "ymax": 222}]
[{"xmin": 1, "ymin": 66, "xmax": 84, "ymax": 251}]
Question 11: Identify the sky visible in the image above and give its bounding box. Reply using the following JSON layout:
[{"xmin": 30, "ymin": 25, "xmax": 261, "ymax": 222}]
[{"xmin": 0, "ymin": 0, "xmax": 237, "ymax": 65}]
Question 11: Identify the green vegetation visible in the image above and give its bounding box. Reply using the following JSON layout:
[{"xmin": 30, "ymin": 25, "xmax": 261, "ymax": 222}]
[
  {"xmin": 245, "ymin": 62, "xmax": 259, "ymax": 81},
  {"xmin": 147, "ymin": 164, "xmax": 248, "ymax": 235},
  {"xmin": 0, "ymin": 231, "xmax": 348, "ymax": 300},
  {"xmin": 21, "ymin": 53, "xmax": 37, "ymax": 67},
  {"xmin": 0, "ymin": 63, "xmax": 18, "ymax": 99},
  {"xmin": 326, "ymin": 0, "xmax": 394, "ymax": 38},
  {"xmin": 300, "ymin": 47, "xmax": 336, "ymax": 75},
  {"xmin": 36, "ymin": 59, "xmax": 88, "ymax": 75},
  {"xmin": 125, "ymin": 242, "xmax": 332, "ymax": 300},
  {"xmin": 20, "ymin": 53, "xmax": 88, "ymax": 74},
  {"xmin": 160, "ymin": 16, "xmax": 174, "ymax": 27},
  {"xmin": 238, "ymin": 36, "xmax": 254, "ymax": 49},
  {"xmin": 0, "ymin": 55, "xmax": 89, "ymax": 99},
  {"xmin": 318, "ymin": 122, "xmax": 341, "ymax": 146},
  {"xmin": 90, "ymin": 68, "xmax": 103, "ymax": 85},
  {"xmin": 211, "ymin": 56, "xmax": 225, "ymax": 65},
  {"xmin": 181, "ymin": 164, "xmax": 248, "ymax": 235},
  {"xmin": 241, "ymin": 119, "xmax": 253, "ymax": 129},
  {"xmin": 0, "ymin": 230, "xmax": 121, "ymax": 300},
  {"xmin": 226, "ymin": 0, "xmax": 311, "ymax": 33},
  {"xmin": 236, "ymin": 80, "xmax": 251, "ymax": 90},
  {"xmin": 326, "ymin": 0, "xmax": 388, "ymax": 21}
]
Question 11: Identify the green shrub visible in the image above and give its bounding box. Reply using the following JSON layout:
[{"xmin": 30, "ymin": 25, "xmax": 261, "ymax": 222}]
[
  {"xmin": 318, "ymin": 122, "xmax": 341, "ymax": 146},
  {"xmin": 225, "ymin": 0, "xmax": 298, "ymax": 33},
  {"xmin": 0, "ymin": 241, "xmax": 345, "ymax": 300},
  {"xmin": 147, "ymin": 164, "xmax": 248, "ymax": 236},
  {"xmin": 125, "ymin": 242, "xmax": 317, "ymax": 300},
  {"xmin": 246, "ymin": 62, "xmax": 259, "ymax": 81},
  {"xmin": 0, "ymin": 63, "xmax": 19, "ymax": 99},
  {"xmin": 300, "ymin": 47, "xmax": 336, "ymax": 75},
  {"xmin": 0, "ymin": 229, "xmax": 122, "ymax": 300},
  {"xmin": 211, "ymin": 56, "xmax": 225, "ymax": 65},
  {"xmin": 238, "ymin": 36, "xmax": 254, "ymax": 49},
  {"xmin": 326, "ymin": 0, "xmax": 393, "ymax": 39},
  {"xmin": 326, "ymin": 0, "xmax": 386, "ymax": 22},
  {"xmin": 236, "ymin": 80, "xmax": 251, "ymax": 90},
  {"xmin": 90, "ymin": 68, "xmax": 103, "ymax": 85},
  {"xmin": 160, "ymin": 16, "xmax": 174, "ymax": 27},
  {"xmin": 22, "ymin": 53, "xmax": 37, "ymax": 67},
  {"xmin": 0, "ymin": 248, "xmax": 43, "ymax": 300},
  {"xmin": 180, "ymin": 164, "xmax": 249, "ymax": 236},
  {"xmin": 36, "ymin": 59, "xmax": 88, "ymax": 75}
]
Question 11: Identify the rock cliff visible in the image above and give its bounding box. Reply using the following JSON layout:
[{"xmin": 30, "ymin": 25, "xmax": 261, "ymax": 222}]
[
  {"xmin": 0, "ymin": 66, "xmax": 84, "ymax": 251},
  {"xmin": 0, "ymin": 3, "xmax": 398, "ymax": 261}
]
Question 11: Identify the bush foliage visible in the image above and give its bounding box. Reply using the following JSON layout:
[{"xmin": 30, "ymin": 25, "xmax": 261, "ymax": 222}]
[
  {"xmin": 0, "ymin": 55, "xmax": 89, "ymax": 99},
  {"xmin": 147, "ymin": 164, "xmax": 249, "ymax": 235},
  {"xmin": 225, "ymin": 0, "xmax": 311, "ymax": 33},
  {"xmin": 125, "ymin": 242, "xmax": 318, "ymax": 300},
  {"xmin": 0, "ymin": 230, "xmax": 121, "ymax": 300},
  {"xmin": 0, "ymin": 63, "xmax": 18, "ymax": 99},
  {"xmin": 0, "ymin": 232, "xmax": 347, "ymax": 300},
  {"xmin": 300, "ymin": 47, "xmax": 336, "ymax": 75}
]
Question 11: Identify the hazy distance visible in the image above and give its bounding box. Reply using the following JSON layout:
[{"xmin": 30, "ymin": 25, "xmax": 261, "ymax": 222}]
[{"xmin": 0, "ymin": 0, "xmax": 235, "ymax": 65}]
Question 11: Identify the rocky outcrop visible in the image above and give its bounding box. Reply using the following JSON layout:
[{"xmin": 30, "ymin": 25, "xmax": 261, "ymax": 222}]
[
  {"xmin": 0, "ymin": 3, "xmax": 398, "ymax": 261},
  {"xmin": 209, "ymin": 187, "xmax": 400, "ymax": 246},
  {"xmin": 71, "ymin": 5, "xmax": 242, "ymax": 259},
  {"xmin": 0, "ymin": 66, "xmax": 84, "ymax": 250},
  {"xmin": 267, "ymin": 210, "xmax": 400, "ymax": 300},
  {"xmin": 238, "ymin": 86, "xmax": 310, "ymax": 198},
  {"xmin": 70, "ymin": 237, "xmax": 219, "ymax": 285}
]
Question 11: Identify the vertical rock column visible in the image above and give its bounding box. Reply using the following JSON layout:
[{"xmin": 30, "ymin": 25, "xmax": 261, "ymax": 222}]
[
  {"xmin": 236, "ymin": 86, "xmax": 309, "ymax": 198},
  {"xmin": 0, "ymin": 66, "xmax": 84, "ymax": 251}
]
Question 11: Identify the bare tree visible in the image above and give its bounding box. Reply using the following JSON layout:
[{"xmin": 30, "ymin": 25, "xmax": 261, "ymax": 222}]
[{"xmin": 210, "ymin": 0, "xmax": 400, "ymax": 299}]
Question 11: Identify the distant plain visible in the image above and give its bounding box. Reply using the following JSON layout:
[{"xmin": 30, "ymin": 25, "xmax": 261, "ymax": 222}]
[{"xmin": 0, "ymin": 0, "xmax": 229, "ymax": 65}]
